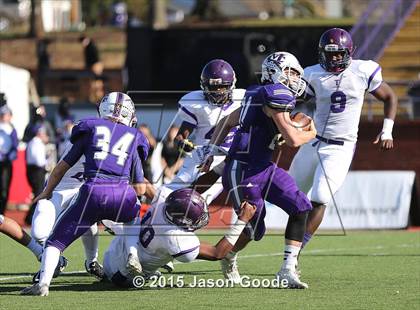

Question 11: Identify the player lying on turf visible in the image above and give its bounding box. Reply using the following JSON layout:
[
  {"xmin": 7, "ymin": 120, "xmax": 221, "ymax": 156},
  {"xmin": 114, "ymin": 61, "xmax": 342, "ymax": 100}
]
[
  {"xmin": 288, "ymin": 28, "xmax": 397, "ymax": 249},
  {"xmin": 169, "ymin": 59, "xmax": 245, "ymax": 203},
  {"xmin": 201, "ymin": 52, "xmax": 317, "ymax": 288},
  {"xmin": 21, "ymin": 92, "xmax": 150, "ymax": 296},
  {"xmin": 103, "ymin": 186, "xmax": 256, "ymax": 287}
]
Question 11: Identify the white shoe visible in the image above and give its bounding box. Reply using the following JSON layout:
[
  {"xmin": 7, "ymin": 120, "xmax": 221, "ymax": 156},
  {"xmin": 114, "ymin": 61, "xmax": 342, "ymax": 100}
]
[
  {"xmin": 126, "ymin": 253, "xmax": 142, "ymax": 275},
  {"xmin": 276, "ymin": 268, "xmax": 308, "ymax": 289},
  {"xmin": 20, "ymin": 283, "xmax": 49, "ymax": 296},
  {"xmin": 161, "ymin": 261, "xmax": 174, "ymax": 273},
  {"xmin": 221, "ymin": 254, "xmax": 241, "ymax": 284}
]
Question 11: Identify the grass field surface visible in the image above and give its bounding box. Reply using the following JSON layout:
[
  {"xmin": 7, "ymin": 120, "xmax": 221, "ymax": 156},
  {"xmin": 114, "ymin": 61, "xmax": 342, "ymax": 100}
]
[{"xmin": 1, "ymin": 230, "xmax": 419, "ymax": 309}]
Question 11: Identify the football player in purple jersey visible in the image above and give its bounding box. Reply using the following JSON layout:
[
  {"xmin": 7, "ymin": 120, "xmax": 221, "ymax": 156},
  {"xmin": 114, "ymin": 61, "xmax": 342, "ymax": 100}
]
[
  {"xmin": 201, "ymin": 52, "xmax": 317, "ymax": 288},
  {"xmin": 21, "ymin": 92, "xmax": 150, "ymax": 296}
]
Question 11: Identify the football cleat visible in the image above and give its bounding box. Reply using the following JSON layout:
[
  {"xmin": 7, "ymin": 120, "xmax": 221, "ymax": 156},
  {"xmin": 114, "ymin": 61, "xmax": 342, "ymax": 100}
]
[
  {"xmin": 32, "ymin": 255, "xmax": 68, "ymax": 284},
  {"xmin": 220, "ymin": 253, "xmax": 241, "ymax": 284},
  {"xmin": 144, "ymin": 270, "xmax": 162, "ymax": 280},
  {"xmin": 126, "ymin": 253, "xmax": 142, "ymax": 276},
  {"xmin": 85, "ymin": 260, "xmax": 105, "ymax": 280},
  {"xmin": 276, "ymin": 268, "xmax": 308, "ymax": 289},
  {"xmin": 161, "ymin": 261, "xmax": 174, "ymax": 273},
  {"xmin": 20, "ymin": 283, "xmax": 49, "ymax": 296}
]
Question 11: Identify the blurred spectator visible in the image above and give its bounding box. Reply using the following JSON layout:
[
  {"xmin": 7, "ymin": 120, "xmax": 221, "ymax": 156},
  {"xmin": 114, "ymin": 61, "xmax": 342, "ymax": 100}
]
[
  {"xmin": 408, "ymin": 73, "xmax": 420, "ymax": 118},
  {"xmin": 57, "ymin": 118, "xmax": 75, "ymax": 158},
  {"xmin": 161, "ymin": 125, "xmax": 183, "ymax": 183},
  {"xmin": 23, "ymin": 105, "xmax": 56, "ymax": 145},
  {"xmin": 138, "ymin": 124, "xmax": 156, "ymax": 182},
  {"xmin": 79, "ymin": 35, "xmax": 103, "ymax": 76},
  {"xmin": 111, "ymin": 1, "xmax": 128, "ymax": 28},
  {"xmin": 36, "ymin": 38, "xmax": 51, "ymax": 97},
  {"xmin": 55, "ymin": 97, "xmax": 75, "ymax": 157},
  {"xmin": 0, "ymin": 100, "xmax": 19, "ymax": 215},
  {"xmin": 25, "ymin": 125, "xmax": 49, "ymax": 225},
  {"xmin": 79, "ymin": 34, "xmax": 105, "ymax": 103},
  {"xmin": 55, "ymin": 97, "xmax": 73, "ymax": 129}
]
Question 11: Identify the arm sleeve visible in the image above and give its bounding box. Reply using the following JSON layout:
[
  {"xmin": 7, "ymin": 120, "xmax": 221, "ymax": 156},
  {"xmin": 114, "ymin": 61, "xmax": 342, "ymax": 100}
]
[
  {"xmin": 263, "ymin": 86, "xmax": 296, "ymax": 112},
  {"xmin": 171, "ymin": 234, "xmax": 200, "ymax": 263},
  {"xmin": 173, "ymin": 246, "xmax": 200, "ymax": 263},
  {"xmin": 69, "ymin": 120, "xmax": 90, "ymax": 144},
  {"xmin": 137, "ymin": 133, "xmax": 150, "ymax": 164},
  {"xmin": 178, "ymin": 102, "xmax": 198, "ymax": 126},
  {"xmin": 130, "ymin": 151, "xmax": 144, "ymax": 183},
  {"xmin": 63, "ymin": 136, "xmax": 85, "ymax": 166},
  {"xmin": 363, "ymin": 60, "xmax": 383, "ymax": 93}
]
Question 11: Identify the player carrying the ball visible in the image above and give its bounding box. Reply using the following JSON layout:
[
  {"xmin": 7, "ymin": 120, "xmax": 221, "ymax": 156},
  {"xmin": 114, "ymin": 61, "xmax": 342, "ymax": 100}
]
[{"xmin": 201, "ymin": 52, "xmax": 317, "ymax": 288}]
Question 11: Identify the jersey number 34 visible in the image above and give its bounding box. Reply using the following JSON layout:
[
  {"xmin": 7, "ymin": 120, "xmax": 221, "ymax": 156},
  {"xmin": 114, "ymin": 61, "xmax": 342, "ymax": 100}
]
[{"xmin": 93, "ymin": 126, "xmax": 135, "ymax": 166}]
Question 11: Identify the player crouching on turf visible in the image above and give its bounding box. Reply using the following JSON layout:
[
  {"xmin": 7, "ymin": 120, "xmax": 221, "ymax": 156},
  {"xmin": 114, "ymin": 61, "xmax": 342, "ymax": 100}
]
[
  {"xmin": 103, "ymin": 186, "xmax": 256, "ymax": 288},
  {"xmin": 21, "ymin": 92, "xmax": 150, "ymax": 296}
]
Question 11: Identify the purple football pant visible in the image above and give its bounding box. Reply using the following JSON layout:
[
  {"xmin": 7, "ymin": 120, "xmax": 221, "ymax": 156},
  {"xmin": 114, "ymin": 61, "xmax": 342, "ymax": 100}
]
[
  {"xmin": 223, "ymin": 160, "xmax": 312, "ymax": 241},
  {"xmin": 46, "ymin": 180, "xmax": 139, "ymax": 251}
]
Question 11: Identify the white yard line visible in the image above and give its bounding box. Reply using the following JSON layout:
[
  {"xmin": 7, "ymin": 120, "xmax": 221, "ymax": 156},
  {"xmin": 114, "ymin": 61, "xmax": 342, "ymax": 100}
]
[{"xmin": 0, "ymin": 243, "xmax": 419, "ymax": 282}]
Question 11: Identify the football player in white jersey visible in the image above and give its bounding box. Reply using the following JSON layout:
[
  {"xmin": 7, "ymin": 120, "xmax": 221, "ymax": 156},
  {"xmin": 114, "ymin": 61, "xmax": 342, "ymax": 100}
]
[
  {"xmin": 103, "ymin": 187, "xmax": 256, "ymax": 287},
  {"xmin": 30, "ymin": 141, "xmax": 103, "ymax": 279},
  {"xmin": 170, "ymin": 59, "xmax": 246, "ymax": 203},
  {"xmin": 288, "ymin": 28, "xmax": 397, "ymax": 248}
]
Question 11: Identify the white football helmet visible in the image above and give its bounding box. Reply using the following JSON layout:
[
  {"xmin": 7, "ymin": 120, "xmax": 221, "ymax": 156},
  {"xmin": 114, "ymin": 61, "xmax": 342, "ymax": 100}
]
[
  {"xmin": 98, "ymin": 92, "xmax": 136, "ymax": 127},
  {"xmin": 261, "ymin": 52, "xmax": 306, "ymax": 97}
]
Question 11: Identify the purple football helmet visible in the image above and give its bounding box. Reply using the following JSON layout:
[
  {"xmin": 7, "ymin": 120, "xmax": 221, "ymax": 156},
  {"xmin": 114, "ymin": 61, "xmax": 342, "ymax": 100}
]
[
  {"xmin": 164, "ymin": 188, "xmax": 209, "ymax": 231},
  {"xmin": 200, "ymin": 59, "xmax": 237, "ymax": 106},
  {"xmin": 318, "ymin": 28, "xmax": 354, "ymax": 73}
]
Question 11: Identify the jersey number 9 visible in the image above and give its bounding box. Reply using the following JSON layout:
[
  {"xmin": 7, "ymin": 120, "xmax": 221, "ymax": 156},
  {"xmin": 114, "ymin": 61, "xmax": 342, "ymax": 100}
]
[{"xmin": 330, "ymin": 91, "xmax": 347, "ymax": 113}]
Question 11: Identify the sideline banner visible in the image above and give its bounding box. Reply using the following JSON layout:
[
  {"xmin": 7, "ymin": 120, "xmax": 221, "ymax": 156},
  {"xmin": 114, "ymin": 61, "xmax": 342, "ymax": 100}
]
[{"xmin": 264, "ymin": 171, "xmax": 415, "ymax": 230}]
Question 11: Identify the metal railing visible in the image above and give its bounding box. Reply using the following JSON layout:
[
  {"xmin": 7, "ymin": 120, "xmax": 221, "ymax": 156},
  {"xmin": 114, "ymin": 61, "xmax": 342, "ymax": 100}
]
[{"xmin": 351, "ymin": 0, "xmax": 419, "ymax": 61}]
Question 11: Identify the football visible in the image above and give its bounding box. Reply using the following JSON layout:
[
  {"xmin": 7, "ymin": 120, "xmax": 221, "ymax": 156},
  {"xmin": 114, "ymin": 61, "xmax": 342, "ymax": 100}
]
[{"xmin": 291, "ymin": 112, "xmax": 312, "ymax": 131}]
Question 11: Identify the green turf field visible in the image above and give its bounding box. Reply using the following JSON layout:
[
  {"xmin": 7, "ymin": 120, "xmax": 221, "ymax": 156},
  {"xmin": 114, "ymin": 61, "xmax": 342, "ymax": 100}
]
[{"xmin": 1, "ymin": 230, "xmax": 419, "ymax": 309}]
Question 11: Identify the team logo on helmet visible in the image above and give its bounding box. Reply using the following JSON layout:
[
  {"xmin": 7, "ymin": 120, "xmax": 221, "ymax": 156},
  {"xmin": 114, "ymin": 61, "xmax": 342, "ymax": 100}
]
[{"xmin": 200, "ymin": 59, "xmax": 236, "ymax": 106}]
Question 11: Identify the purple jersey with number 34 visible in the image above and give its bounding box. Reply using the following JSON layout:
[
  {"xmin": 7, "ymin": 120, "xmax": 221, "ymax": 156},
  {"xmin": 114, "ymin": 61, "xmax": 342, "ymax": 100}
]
[{"xmin": 64, "ymin": 118, "xmax": 149, "ymax": 182}]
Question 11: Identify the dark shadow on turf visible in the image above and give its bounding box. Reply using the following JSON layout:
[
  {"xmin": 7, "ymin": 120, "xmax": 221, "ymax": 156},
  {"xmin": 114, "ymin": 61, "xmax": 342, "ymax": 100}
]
[
  {"xmin": 169, "ymin": 270, "xmax": 220, "ymax": 275},
  {"xmin": 0, "ymin": 285, "xmax": 28, "ymax": 294},
  {"xmin": 0, "ymin": 273, "xmax": 33, "ymax": 276},
  {"xmin": 304, "ymin": 254, "xmax": 420, "ymax": 257}
]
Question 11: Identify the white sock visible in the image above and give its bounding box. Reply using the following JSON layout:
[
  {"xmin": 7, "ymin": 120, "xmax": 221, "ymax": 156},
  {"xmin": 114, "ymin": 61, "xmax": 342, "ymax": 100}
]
[
  {"xmin": 123, "ymin": 218, "xmax": 140, "ymax": 257},
  {"xmin": 225, "ymin": 251, "xmax": 237, "ymax": 260},
  {"xmin": 81, "ymin": 224, "xmax": 99, "ymax": 264},
  {"xmin": 26, "ymin": 238, "xmax": 44, "ymax": 261},
  {"xmin": 39, "ymin": 246, "xmax": 61, "ymax": 287},
  {"xmin": 281, "ymin": 245, "xmax": 301, "ymax": 271}
]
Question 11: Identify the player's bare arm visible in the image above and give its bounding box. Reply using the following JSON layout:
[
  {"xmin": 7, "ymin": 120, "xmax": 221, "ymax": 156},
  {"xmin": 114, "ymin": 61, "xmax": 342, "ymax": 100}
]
[
  {"xmin": 267, "ymin": 107, "xmax": 316, "ymax": 147},
  {"xmin": 33, "ymin": 160, "xmax": 71, "ymax": 204},
  {"xmin": 371, "ymin": 81, "xmax": 398, "ymax": 150},
  {"xmin": 197, "ymin": 201, "xmax": 256, "ymax": 261}
]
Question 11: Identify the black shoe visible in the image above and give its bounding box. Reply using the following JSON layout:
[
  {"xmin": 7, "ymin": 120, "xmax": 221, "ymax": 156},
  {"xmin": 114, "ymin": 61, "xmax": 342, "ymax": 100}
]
[
  {"xmin": 32, "ymin": 255, "xmax": 68, "ymax": 283},
  {"xmin": 85, "ymin": 260, "xmax": 104, "ymax": 280}
]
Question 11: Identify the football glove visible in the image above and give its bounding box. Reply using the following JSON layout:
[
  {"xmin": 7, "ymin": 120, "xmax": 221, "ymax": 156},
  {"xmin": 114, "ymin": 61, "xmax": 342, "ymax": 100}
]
[{"xmin": 177, "ymin": 139, "xmax": 196, "ymax": 153}]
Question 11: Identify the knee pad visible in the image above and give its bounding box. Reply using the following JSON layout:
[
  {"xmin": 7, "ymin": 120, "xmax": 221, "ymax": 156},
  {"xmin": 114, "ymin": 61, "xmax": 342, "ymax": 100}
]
[
  {"xmin": 310, "ymin": 187, "xmax": 332, "ymax": 205},
  {"xmin": 31, "ymin": 199, "xmax": 56, "ymax": 243}
]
